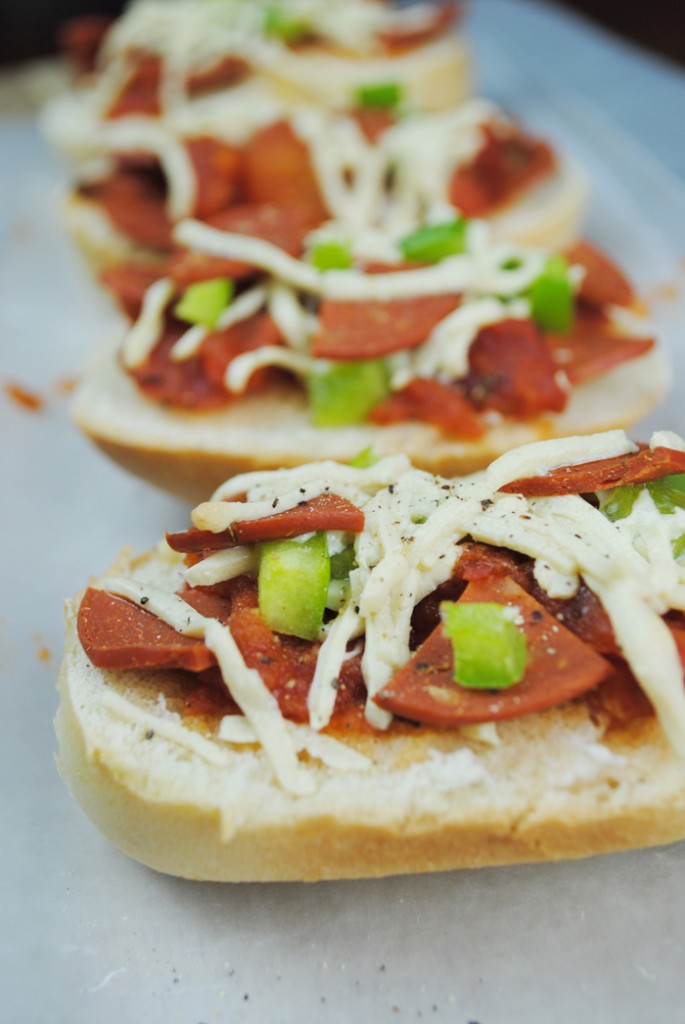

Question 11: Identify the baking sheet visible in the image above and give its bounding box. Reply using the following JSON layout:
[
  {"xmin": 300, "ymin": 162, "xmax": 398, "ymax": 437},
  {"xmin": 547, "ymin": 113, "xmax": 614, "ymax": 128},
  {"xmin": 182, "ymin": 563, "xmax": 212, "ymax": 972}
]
[{"xmin": 3, "ymin": 3, "xmax": 685, "ymax": 1021}]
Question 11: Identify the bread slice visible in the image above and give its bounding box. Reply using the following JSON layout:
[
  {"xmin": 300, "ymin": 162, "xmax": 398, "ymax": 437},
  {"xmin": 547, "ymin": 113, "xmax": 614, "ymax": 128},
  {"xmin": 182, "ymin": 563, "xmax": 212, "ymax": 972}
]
[
  {"xmin": 57, "ymin": 547, "xmax": 685, "ymax": 882},
  {"xmin": 262, "ymin": 33, "xmax": 472, "ymax": 112},
  {"xmin": 71, "ymin": 342, "xmax": 668, "ymax": 503}
]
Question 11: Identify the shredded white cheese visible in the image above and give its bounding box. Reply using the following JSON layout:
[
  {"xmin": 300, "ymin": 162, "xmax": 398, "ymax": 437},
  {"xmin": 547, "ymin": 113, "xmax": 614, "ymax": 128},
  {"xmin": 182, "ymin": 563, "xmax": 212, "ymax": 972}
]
[{"xmin": 121, "ymin": 278, "xmax": 175, "ymax": 369}]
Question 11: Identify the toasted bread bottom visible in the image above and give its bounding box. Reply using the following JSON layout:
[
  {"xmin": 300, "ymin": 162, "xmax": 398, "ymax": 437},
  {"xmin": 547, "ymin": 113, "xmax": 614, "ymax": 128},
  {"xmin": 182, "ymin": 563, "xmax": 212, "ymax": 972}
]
[
  {"xmin": 57, "ymin": 550, "xmax": 685, "ymax": 882},
  {"xmin": 71, "ymin": 345, "xmax": 669, "ymax": 502}
]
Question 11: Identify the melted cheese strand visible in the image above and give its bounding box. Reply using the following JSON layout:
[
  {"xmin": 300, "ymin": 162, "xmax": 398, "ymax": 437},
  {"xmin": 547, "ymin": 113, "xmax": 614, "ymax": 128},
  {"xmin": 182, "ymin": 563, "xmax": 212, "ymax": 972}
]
[
  {"xmin": 183, "ymin": 547, "xmax": 257, "ymax": 587},
  {"xmin": 390, "ymin": 297, "xmax": 529, "ymax": 389},
  {"xmin": 217, "ymin": 715, "xmax": 371, "ymax": 772},
  {"xmin": 98, "ymin": 577, "xmax": 208, "ymax": 637},
  {"xmin": 203, "ymin": 619, "xmax": 314, "ymax": 795},
  {"xmin": 121, "ymin": 278, "xmax": 174, "ymax": 369},
  {"xmin": 225, "ymin": 347, "xmax": 315, "ymax": 393},
  {"xmin": 211, "ymin": 454, "xmax": 411, "ymax": 503},
  {"xmin": 591, "ymin": 580, "xmax": 685, "ymax": 754},
  {"xmin": 267, "ymin": 282, "xmax": 316, "ymax": 351},
  {"xmin": 307, "ymin": 603, "xmax": 362, "ymax": 730},
  {"xmin": 175, "ymin": 218, "xmax": 547, "ymax": 302}
]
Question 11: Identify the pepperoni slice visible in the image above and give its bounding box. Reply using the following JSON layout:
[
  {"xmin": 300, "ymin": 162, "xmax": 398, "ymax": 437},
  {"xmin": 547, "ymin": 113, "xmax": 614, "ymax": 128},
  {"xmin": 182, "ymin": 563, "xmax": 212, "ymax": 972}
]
[
  {"xmin": 166, "ymin": 526, "xmax": 236, "ymax": 553},
  {"xmin": 169, "ymin": 203, "xmax": 312, "ymax": 284},
  {"xmin": 167, "ymin": 493, "xmax": 365, "ymax": 553},
  {"xmin": 370, "ymin": 378, "xmax": 484, "ymax": 439},
  {"xmin": 448, "ymin": 124, "xmax": 555, "ymax": 217},
  {"xmin": 545, "ymin": 308, "xmax": 654, "ymax": 386},
  {"xmin": 100, "ymin": 260, "xmax": 167, "ymax": 320},
  {"xmin": 232, "ymin": 493, "xmax": 365, "ymax": 543},
  {"xmin": 199, "ymin": 312, "xmax": 283, "ymax": 393},
  {"xmin": 375, "ymin": 575, "xmax": 611, "ymax": 726},
  {"xmin": 466, "ymin": 317, "xmax": 567, "ymax": 416},
  {"xmin": 105, "ymin": 54, "xmax": 162, "ymax": 119},
  {"xmin": 312, "ymin": 294, "xmax": 459, "ymax": 359},
  {"xmin": 565, "ymin": 240, "xmax": 634, "ymax": 309},
  {"xmin": 130, "ymin": 325, "xmax": 229, "ymax": 410},
  {"xmin": 241, "ymin": 121, "xmax": 327, "ymax": 225},
  {"xmin": 186, "ymin": 55, "xmax": 250, "ymax": 96},
  {"xmin": 77, "ymin": 587, "xmax": 215, "ymax": 671},
  {"xmin": 80, "ymin": 165, "xmax": 172, "ymax": 250},
  {"xmin": 185, "ymin": 137, "xmax": 242, "ymax": 220},
  {"xmin": 498, "ymin": 445, "xmax": 685, "ymax": 496}
]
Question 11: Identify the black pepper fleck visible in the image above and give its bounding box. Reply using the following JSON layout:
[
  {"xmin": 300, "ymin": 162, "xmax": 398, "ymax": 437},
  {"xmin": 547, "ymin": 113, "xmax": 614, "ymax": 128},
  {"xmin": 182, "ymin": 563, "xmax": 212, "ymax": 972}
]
[
  {"xmin": 145, "ymin": 729, "xmax": 155, "ymax": 740},
  {"xmin": 140, "ymin": 596, "xmax": 149, "ymax": 605}
]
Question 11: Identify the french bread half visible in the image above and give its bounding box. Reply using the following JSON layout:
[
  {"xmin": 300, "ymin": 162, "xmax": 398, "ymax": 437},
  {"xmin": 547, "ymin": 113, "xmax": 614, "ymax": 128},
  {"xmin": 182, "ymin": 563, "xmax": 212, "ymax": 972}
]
[{"xmin": 57, "ymin": 421, "xmax": 685, "ymax": 883}]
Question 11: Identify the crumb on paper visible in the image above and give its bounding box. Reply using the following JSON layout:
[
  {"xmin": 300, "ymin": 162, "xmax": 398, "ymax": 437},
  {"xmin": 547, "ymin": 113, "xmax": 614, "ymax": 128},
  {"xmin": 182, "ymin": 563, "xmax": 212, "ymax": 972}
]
[
  {"xmin": 54, "ymin": 376, "xmax": 78, "ymax": 396},
  {"xmin": 4, "ymin": 380, "xmax": 44, "ymax": 412},
  {"xmin": 33, "ymin": 634, "xmax": 53, "ymax": 666}
]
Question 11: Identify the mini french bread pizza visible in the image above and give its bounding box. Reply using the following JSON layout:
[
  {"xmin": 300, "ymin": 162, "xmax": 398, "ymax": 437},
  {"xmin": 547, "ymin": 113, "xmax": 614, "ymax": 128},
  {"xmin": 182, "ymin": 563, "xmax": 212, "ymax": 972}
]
[
  {"xmin": 57, "ymin": 0, "xmax": 471, "ymax": 114},
  {"xmin": 71, "ymin": 216, "xmax": 667, "ymax": 501},
  {"xmin": 58, "ymin": 429, "xmax": 685, "ymax": 881},
  {"xmin": 45, "ymin": 90, "xmax": 587, "ymax": 269}
]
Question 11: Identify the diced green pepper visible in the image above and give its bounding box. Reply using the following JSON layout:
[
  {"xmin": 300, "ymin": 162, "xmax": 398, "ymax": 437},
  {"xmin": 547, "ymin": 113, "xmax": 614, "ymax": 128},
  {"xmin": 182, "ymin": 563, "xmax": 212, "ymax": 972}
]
[
  {"xmin": 257, "ymin": 533, "xmax": 330, "ymax": 641},
  {"xmin": 600, "ymin": 476, "xmax": 685, "ymax": 522},
  {"xmin": 355, "ymin": 81, "xmax": 403, "ymax": 110},
  {"xmin": 598, "ymin": 484, "xmax": 642, "ymax": 522},
  {"xmin": 309, "ymin": 239, "xmax": 353, "ymax": 271},
  {"xmin": 398, "ymin": 219, "xmax": 468, "ymax": 264},
  {"xmin": 349, "ymin": 446, "xmax": 378, "ymax": 469},
  {"xmin": 307, "ymin": 359, "xmax": 390, "ymax": 427},
  {"xmin": 647, "ymin": 477, "xmax": 685, "ymax": 515},
  {"xmin": 263, "ymin": 5, "xmax": 311, "ymax": 41},
  {"xmin": 174, "ymin": 277, "xmax": 233, "ymax": 330},
  {"xmin": 529, "ymin": 254, "xmax": 574, "ymax": 333},
  {"xmin": 330, "ymin": 545, "xmax": 357, "ymax": 580},
  {"xmin": 673, "ymin": 533, "xmax": 685, "ymax": 560},
  {"xmin": 440, "ymin": 601, "xmax": 528, "ymax": 689},
  {"xmin": 665, "ymin": 473, "xmax": 685, "ymax": 494}
]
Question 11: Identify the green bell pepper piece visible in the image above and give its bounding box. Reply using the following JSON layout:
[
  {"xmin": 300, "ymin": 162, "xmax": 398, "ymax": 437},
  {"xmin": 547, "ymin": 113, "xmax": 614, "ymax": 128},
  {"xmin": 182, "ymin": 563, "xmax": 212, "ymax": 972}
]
[
  {"xmin": 398, "ymin": 219, "xmax": 468, "ymax": 264},
  {"xmin": 257, "ymin": 533, "xmax": 330, "ymax": 641},
  {"xmin": 529, "ymin": 254, "xmax": 574, "ymax": 333},
  {"xmin": 440, "ymin": 601, "xmax": 528, "ymax": 689},
  {"xmin": 307, "ymin": 359, "xmax": 390, "ymax": 427},
  {"xmin": 174, "ymin": 277, "xmax": 233, "ymax": 330}
]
